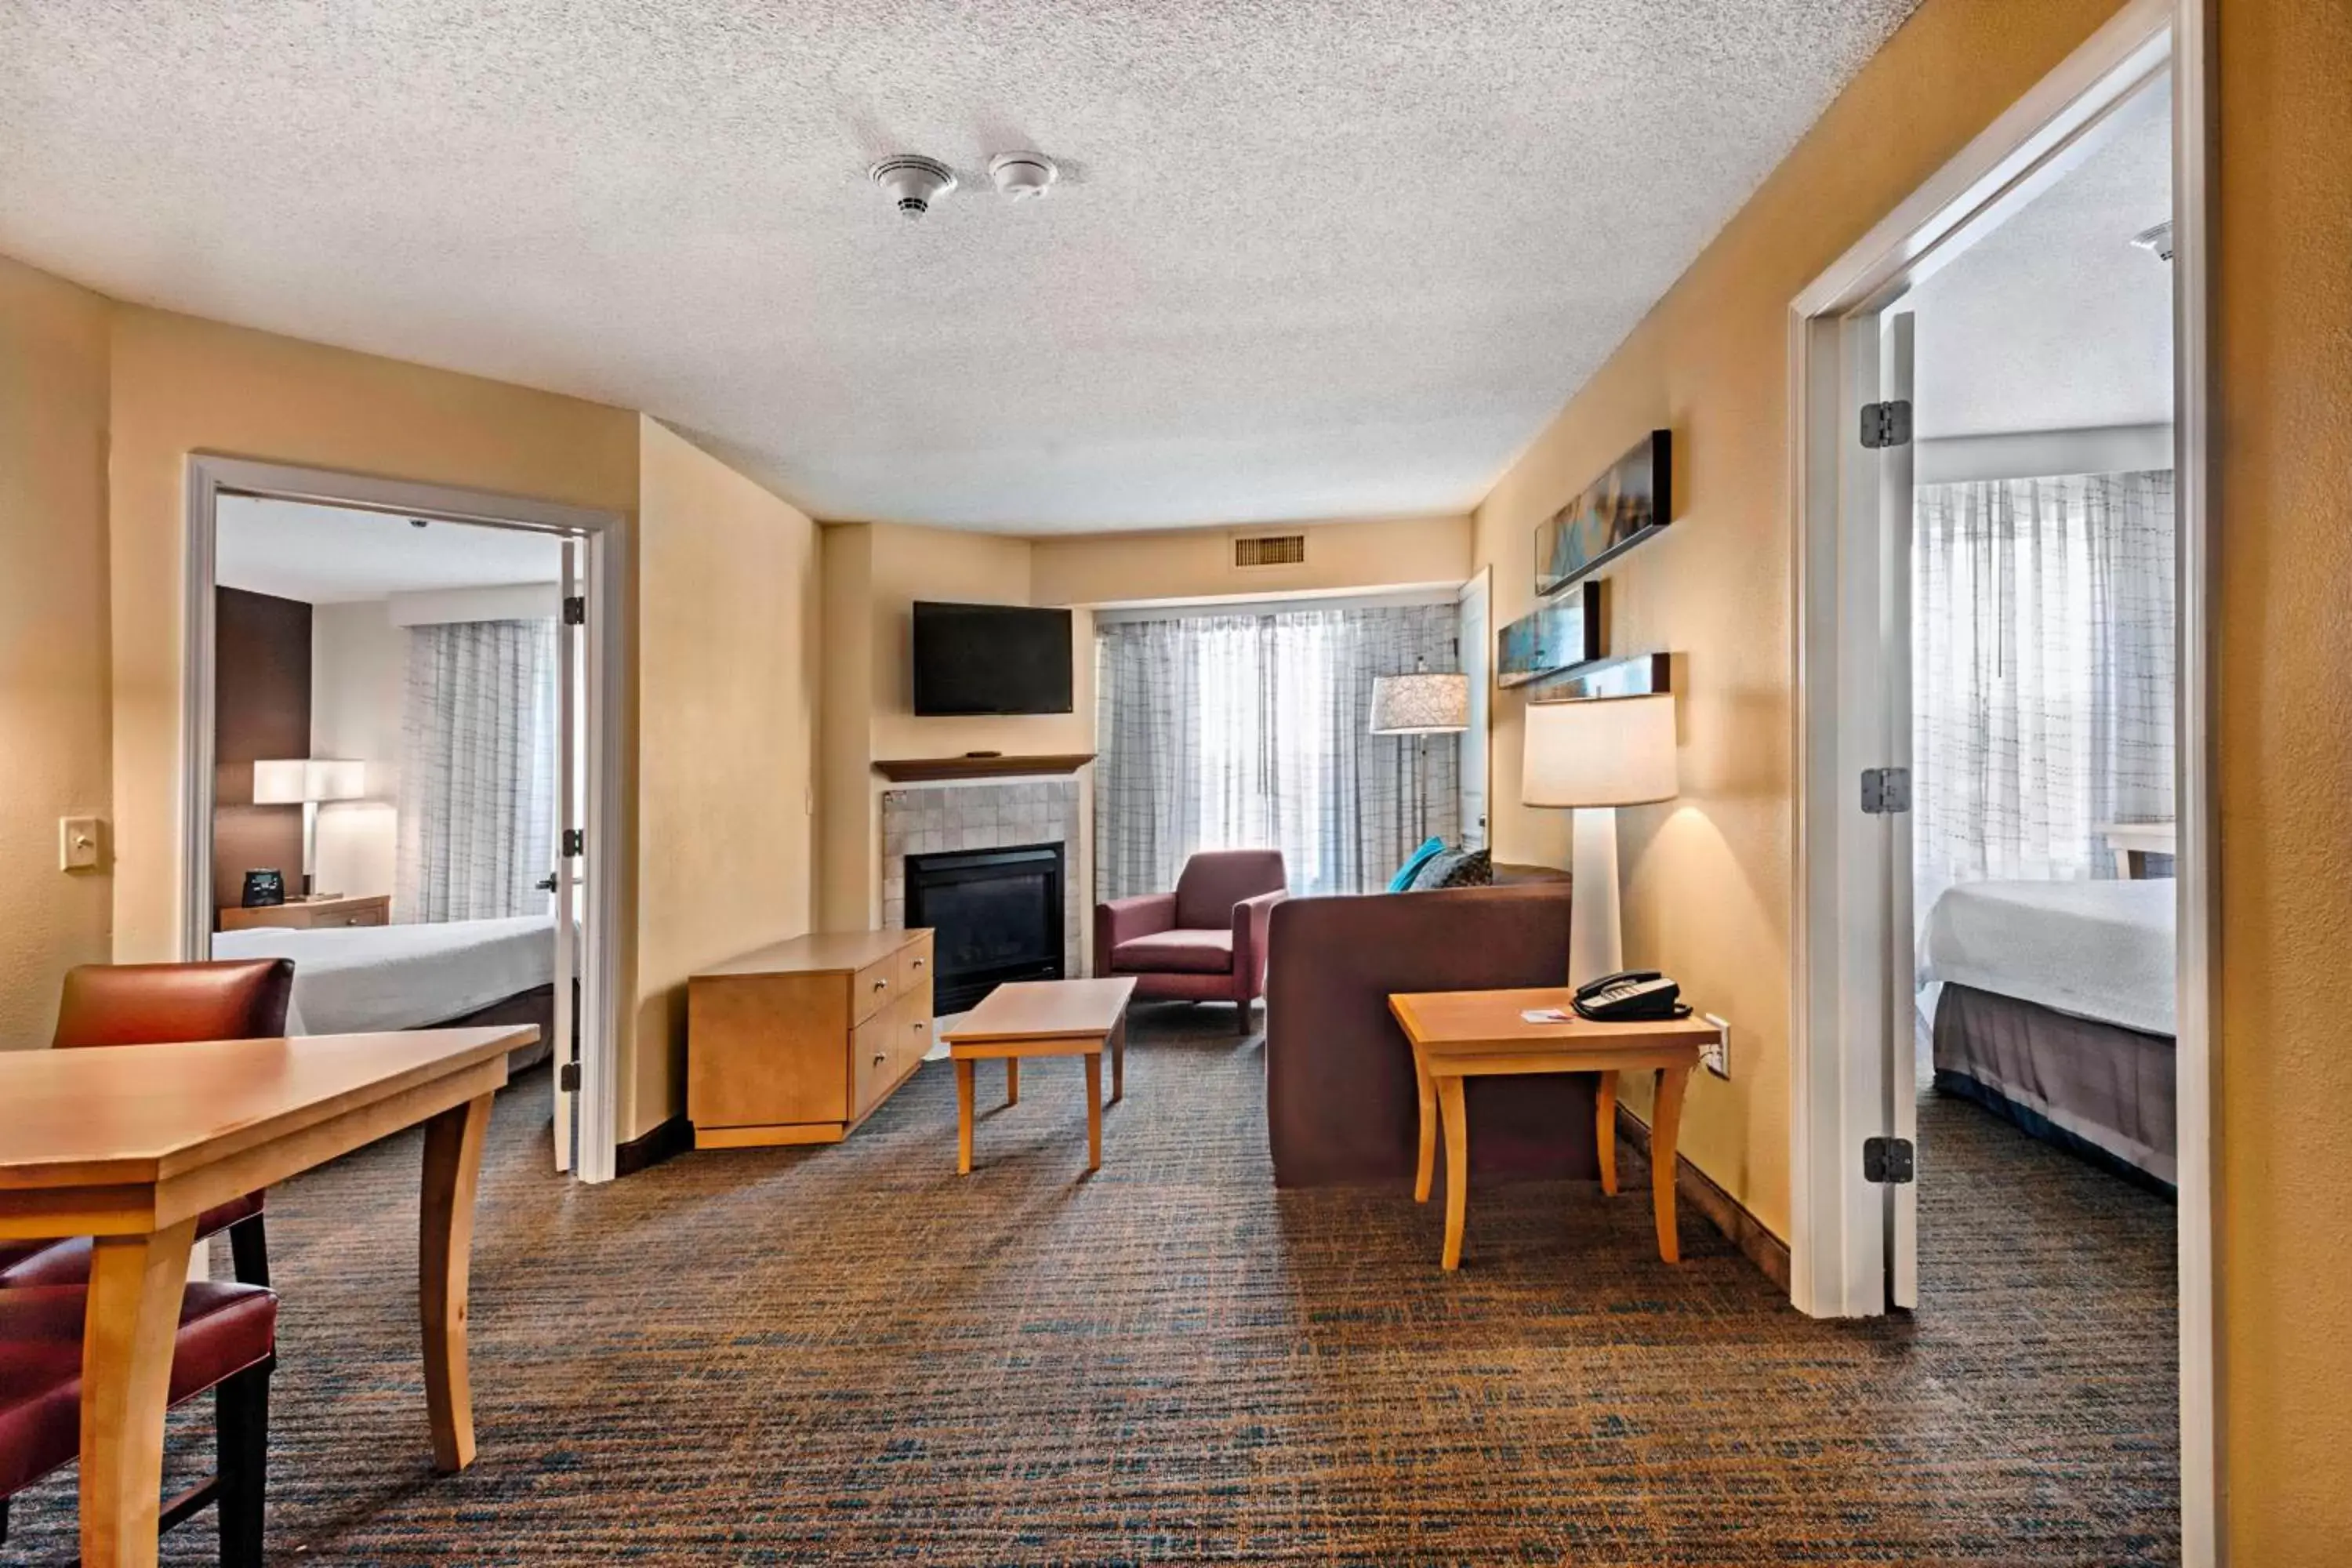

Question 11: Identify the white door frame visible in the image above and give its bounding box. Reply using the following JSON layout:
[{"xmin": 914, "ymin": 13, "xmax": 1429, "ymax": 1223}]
[
  {"xmin": 181, "ymin": 456, "xmax": 628, "ymax": 1184},
  {"xmin": 1785, "ymin": 0, "xmax": 2220, "ymax": 1560}
]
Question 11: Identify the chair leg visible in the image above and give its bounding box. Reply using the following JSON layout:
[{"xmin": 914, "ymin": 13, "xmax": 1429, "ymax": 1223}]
[
  {"xmin": 228, "ymin": 1214, "xmax": 270, "ymax": 1288},
  {"xmin": 215, "ymin": 1359, "xmax": 272, "ymax": 1567},
  {"xmin": 1235, "ymin": 998, "xmax": 1254, "ymax": 1035}
]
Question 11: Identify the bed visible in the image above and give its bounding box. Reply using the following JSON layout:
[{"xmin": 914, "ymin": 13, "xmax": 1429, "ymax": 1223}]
[
  {"xmin": 211, "ymin": 913, "xmax": 570, "ymax": 1073},
  {"xmin": 1918, "ymin": 877, "xmax": 2176, "ymax": 1189}
]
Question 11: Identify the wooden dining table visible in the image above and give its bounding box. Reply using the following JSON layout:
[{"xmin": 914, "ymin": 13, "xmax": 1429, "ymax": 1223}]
[{"xmin": 0, "ymin": 1025, "xmax": 532, "ymax": 1567}]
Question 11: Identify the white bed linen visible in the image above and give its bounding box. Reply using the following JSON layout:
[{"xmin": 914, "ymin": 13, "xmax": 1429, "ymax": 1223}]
[
  {"xmin": 1919, "ymin": 878, "xmax": 2176, "ymax": 1036},
  {"xmin": 211, "ymin": 914, "xmax": 557, "ymax": 1035}
]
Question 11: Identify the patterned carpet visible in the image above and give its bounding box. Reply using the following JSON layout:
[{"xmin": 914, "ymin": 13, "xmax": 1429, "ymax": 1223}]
[{"xmin": 4, "ymin": 1003, "xmax": 2177, "ymax": 1565}]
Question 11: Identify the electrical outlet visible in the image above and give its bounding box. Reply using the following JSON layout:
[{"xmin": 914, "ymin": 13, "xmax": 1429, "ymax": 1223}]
[
  {"xmin": 59, "ymin": 815, "xmax": 103, "ymax": 872},
  {"xmin": 1699, "ymin": 1013, "xmax": 1731, "ymax": 1080}
]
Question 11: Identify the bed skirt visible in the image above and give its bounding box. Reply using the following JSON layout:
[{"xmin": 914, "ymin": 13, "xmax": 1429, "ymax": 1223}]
[
  {"xmin": 426, "ymin": 982, "xmax": 572, "ymax": 1076},
  {"xmin": 1931, "ymin": 982, "xmax": 2176, "ymax": 1194}
]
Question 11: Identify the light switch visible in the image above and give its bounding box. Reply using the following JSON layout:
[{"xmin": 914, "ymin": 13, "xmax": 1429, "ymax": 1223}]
[{"xmin": 60, "ymin": 815, "xmax": 103, "ymax": 872}]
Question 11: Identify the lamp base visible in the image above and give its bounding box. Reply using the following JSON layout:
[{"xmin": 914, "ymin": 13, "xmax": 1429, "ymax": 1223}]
[{"xmin": 1567, "ymin": 805, "xmax": 1624, "ymax": 988}]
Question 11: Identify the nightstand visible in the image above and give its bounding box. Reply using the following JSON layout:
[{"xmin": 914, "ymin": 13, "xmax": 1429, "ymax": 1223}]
[{"xmin": 218, "ymin": 893, "xmax": 390, "ymax": 931}]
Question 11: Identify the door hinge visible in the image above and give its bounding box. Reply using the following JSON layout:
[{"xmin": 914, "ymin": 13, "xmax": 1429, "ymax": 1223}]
[
  {"xmin": 1859, "ymin": 399, "xmax": 1913, "ymax": 449},
  {"xmin": 561, "ymin": 828, "xmax": 585, "ymax": 857},
  {"xmin": 562, "ymin": 594, "xmax": 586, "ymax": 626},
  {"xmin": 1860, "ymin": 766, "xmax": 1911, "ymax": 815},
  {"xmin": 558, "ymin": 1060, "xmax": 581, "ymax": 1093},
  {"xmin": 1863, "ymin": 1135, "xmax": 1915, "ymax": 1185}
]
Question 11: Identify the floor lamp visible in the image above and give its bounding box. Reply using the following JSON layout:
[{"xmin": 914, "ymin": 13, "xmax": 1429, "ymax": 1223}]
[
  {"xmin": 1370, "ymin": 667, "xmax": 1470, "ymax": 842},
  {"xmin": 1520, "ymin": 694, "xmax": 1678, "ymax": 985}
]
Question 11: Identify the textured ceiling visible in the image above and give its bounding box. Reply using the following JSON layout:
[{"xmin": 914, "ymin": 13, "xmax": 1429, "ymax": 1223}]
[
  {"xmin": 216, "ymin": 497, "xmax": 562, "ymax": 604},
  {"xmin": 2, "ymin": 1, "xmax": 1919, "ymax": 532},
  {"xmin": 1910, "ymin": 78, "xmax": 2173, "ymax": 439}
]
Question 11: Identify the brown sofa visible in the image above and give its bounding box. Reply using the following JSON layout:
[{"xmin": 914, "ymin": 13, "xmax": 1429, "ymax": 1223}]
[{"xmin": 1264, "ymin": 872, "xmax": 1600, "ymax": 1188}]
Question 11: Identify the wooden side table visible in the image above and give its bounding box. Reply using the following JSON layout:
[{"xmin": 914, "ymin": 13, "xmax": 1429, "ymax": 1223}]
[
  {"xmin": 217, "ymin": 892, "xmax": 390, "ymax": 931},
  {"xmin": 1388, "ymin": 987, "xmax": 1717, "ymax": 1270}
]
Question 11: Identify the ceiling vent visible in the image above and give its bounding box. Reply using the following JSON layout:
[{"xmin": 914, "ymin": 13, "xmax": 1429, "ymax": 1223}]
[{"xmin": 1233, "ymin": 533, "xmax": 1308, "ymax": 569}]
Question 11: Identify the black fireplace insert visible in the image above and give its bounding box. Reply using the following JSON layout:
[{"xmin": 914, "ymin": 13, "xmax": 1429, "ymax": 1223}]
[{"xmin": 904, "ymin": 841, "xmax": 1065, "ymax": 1012}]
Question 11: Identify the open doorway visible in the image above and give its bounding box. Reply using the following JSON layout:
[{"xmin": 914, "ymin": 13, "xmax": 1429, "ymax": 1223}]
[
  {"xmin": 183, "ymin": 461, "xmax": 626, "ymax": 1181},
  {"xmin": 1789, "ymin": 0, "xmax": 2217, "ymax": 1559}
]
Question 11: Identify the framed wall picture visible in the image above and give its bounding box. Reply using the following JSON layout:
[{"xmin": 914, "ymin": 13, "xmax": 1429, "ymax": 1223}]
[
  {"xmin": 1496, "ymin": 581, "xmax": 1602, "ymax": 688},
  {"xmin": 1534, "ymin": 429, "xmax": 1673, "ymax": 595}
]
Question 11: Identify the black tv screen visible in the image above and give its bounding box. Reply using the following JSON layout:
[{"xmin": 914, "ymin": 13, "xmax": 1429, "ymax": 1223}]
[{"xmin": 912, "ymin": 601, "xmax": 1073, "ymax": 717}]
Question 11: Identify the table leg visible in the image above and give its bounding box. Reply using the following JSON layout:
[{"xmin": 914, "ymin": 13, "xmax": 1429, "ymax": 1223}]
[
  {"xmin": 1412, "ymin": 1047, "xmax": 1437, "ymax": 1204},
  {"xmin": 1595, "ymin": 1071, "xmax": 1619, "ymax": 1196},
  {"xmin": 1005, "ymin": 1058, "xmax": 1020, "ymax": 1107},
  {"xmin": 422, "ymin": 1091, "xmax": 493, "ymax": 1473},
  {"xmin": 79, "ymin": 1216, "xmax": 199, "ymax": 1568},
  {"xmin": 1109, "ymin": 1014, "xmax": 1125, "ymax": 1105},
  {"xmin": 1650, "ymin": 1065, "xmax": 1692, "ymax": 1264},
  {"xmin": 956, "ymin": 1058, "xmax": 976, "ymax": 1174},
  {"xmin": 1084, "ymin": 1051, "xmax": 1103, "ymax": 1171},
  {"xmin": 1436, "ymin": 1074, "xmax": 1469, "ymax": 1271}
]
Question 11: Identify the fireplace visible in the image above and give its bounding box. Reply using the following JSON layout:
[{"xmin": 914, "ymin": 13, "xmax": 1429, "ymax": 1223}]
[{"xmin": 905, "ymin": 842, "xmax": 1066, "ymax": 1011}]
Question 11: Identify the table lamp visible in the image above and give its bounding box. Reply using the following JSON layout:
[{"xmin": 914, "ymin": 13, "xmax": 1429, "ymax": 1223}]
[
  {"xmin": 1370, "ymin": 666, "xmax": 1471, "ymax": 841},
  {"xmin": 252, "ymin": 757, "xmax": 366, "ymax": 897},
  {"xmin": 1520, "ymin": 693, "xmax": 1677, "ymax": 985}
]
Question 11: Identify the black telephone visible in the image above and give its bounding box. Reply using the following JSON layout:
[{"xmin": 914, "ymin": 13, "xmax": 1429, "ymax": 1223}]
[{"xmin": 1572, "ymin": 969, "xmax": 1692, "ymax": 1022}]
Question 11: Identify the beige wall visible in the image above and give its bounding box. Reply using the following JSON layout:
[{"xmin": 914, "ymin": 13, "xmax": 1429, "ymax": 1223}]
[
  {"xmin": 632, "ymin": 419, "xmax": 820, "ymax": 1138},
  {"xmin": 0, "ymin": 256, "xmax": 114, "ymax": 1047},
  {"xmin": 816, "ymin": 521, "xmax": 1097, "ymax": 933},
  {"xmin": 1469, "ymin": 0, "xmax": 2139, "ymax": 1237},
  {"xmin": 2216, "ymin": 0, "xmax": 2352, "ymax": 1553},
  {"xmin": 308, "ymin": 598, "xmax": 404, "ymax": 902},
  {"xmin": 1031, "ymin": 513, "xmax": 1472, "ymax": 608},
  {"xmin": 104, "ymin": 304, "xmax": 643, "ymax": 964}
]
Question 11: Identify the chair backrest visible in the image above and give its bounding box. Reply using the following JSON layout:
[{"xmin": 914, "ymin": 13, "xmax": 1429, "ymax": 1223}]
[
  {"xmin": 53, "ymin": 959, "xmax": 296, "ymax": 1050},
  {"xmin": 1174, "ymin": 850, "xmax": 1288, "ymax": 930}
]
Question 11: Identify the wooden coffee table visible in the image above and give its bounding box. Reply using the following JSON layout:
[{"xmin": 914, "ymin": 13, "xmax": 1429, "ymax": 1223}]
[
  {"xmin": 1388, "ymin": 987, "xmax": 1716, "ymax": 1271},
  {"xmin": 938, "ymin": 978, "xmax": 1136, "ymax": 1174}
]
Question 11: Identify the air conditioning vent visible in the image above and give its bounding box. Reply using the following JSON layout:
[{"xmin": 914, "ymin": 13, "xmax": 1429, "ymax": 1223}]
[{"xmin": 1233, "ymin": 533, "xmax": 1306, "ymax": 568}]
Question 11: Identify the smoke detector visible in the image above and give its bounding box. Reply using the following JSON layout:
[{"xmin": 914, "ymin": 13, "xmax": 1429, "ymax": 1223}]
[
  {"xmin": 987, "ymin": 151, "xmax": 1059, "ymax": 201},
  {"xmin": 2131, "ymin": 220, "xmax": 2175, "ymax": 263},
  {"xmin": 869, "ymin": 154, "xmax": 956, "ymax": 220}
]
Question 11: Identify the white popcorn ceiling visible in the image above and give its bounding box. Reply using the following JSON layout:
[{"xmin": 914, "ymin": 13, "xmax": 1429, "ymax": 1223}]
[{"xmin": 0, "ymin": 0, "xmax": 1920, "ymax": 532}]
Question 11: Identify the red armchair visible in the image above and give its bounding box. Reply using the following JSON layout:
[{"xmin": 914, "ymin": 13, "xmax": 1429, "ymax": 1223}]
[{"xmin": 1096, "ymin": 850, "xmax": 1287, "ymax": 1033}]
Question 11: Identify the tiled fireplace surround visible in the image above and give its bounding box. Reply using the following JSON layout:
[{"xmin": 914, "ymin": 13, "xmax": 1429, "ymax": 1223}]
[{"xmin": 880, "ymin": 779, "xmax": 1084, "ymax": 989}]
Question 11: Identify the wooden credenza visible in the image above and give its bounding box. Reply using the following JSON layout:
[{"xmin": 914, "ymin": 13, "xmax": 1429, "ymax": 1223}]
[
  {"xmin": 687, "ymin": 928, "xmax": 935, "ymax": 1149},
  {"xmin": 217, "ymin": 893, "xmax": 390, "ymax": 931}
]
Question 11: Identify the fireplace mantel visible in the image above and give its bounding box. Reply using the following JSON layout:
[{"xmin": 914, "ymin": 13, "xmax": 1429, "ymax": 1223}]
[{"xmin": 873, "ymin": 753, "xmax": 1094, "ymax": 784}]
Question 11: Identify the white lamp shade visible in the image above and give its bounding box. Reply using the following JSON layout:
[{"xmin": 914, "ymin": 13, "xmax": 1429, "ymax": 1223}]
[
  {"xmin": 252, "ymin": 757, "xmax": 366, "ymax": 804},
  {"xmin": 1369, "ymin": 671, "xmax": 1471, "ymax": 735},
  {"xmin": 1520, "ymin": 694, "xmax": 1677, "ymax": 807}
]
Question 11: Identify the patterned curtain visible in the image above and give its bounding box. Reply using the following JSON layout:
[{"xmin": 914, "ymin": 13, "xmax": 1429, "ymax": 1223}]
[
  {"xmin": 395, "ymin": 619, "xmax": 558, "ymax": 923},
  {"xmin": 1095, "ymin": 603, "xmax": 1460, "ymax": 902},
  {"xmin": 1911, "ymin": 469, "xmax": 2175, "ymax": 913}
]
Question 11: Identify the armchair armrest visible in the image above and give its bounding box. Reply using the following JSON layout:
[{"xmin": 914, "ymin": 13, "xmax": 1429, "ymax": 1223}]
[
  {"xmin": 1232, "ymin": 887, "xmax": 1289, "ymax": 998},
  {"xmin": 1095, "ymin": 892, "xmax": 1178, "ymax": 974}
]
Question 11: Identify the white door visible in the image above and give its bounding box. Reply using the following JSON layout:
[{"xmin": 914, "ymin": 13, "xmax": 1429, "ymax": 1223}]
[
  {"xmin": 1877, "ymin": 310, "xmax": 1918, "ymax": 1310},
  {"xmin": 550, "ymin": 539, "xmax": 582, "ymax": 1173},
  {"xmin": 1457, "ymin": 569, "xmax": 1491, "ymax": 850}
]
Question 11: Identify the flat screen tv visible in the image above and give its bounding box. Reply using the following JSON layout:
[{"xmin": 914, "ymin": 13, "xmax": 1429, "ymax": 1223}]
[{"xmin": 911, "ymin": 601, "xmax": 1073, "ymax": 717}]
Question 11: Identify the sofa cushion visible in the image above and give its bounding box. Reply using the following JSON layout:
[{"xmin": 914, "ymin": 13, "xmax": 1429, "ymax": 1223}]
[
  {"xmin": 1387, "ymin": 837, "xmax": 1447, "ymax": 892},
  {"xmin": 1427, "ymin": 848, "xmax": 1494, "ymax": 888},
  {"xmin": 1112, "ymin": 928, "xmax": 1236, "ymax": 975}
]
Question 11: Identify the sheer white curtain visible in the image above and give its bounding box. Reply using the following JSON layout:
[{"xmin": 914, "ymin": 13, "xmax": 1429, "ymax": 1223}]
[
  {"xmin": 1095, "ymin": 604, "xmax": 1458, "ymax": 901},
  {"xmin": 1911, "ymin": 469, "xmax": 2175, "ymax": 912},
  {"xmin": 396, "ymin": 618, "xmax": 559, "ymax": 923}
]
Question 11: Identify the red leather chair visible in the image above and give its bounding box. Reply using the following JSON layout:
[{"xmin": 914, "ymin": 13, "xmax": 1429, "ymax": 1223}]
[
  {"xmin": 1095, "ymin": 850, "xmax": 1287, "ymax": 1033},
  {"xmin": 0, "ymin": 960, "xmax": 296, "ymax": 1291},
  {"xmin": 0, "ymin": 1282, "xmax": 276, "ymax": 1563}
]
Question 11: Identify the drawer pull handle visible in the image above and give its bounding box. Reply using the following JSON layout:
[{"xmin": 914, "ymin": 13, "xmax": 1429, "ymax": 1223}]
[
  {"xmin": 911, "ymin": 957, "xmax": 925, "ymax": 970},
  {"xmin": 873, "ymin": 978, "xmax": 888, "ymax": 992},
  {"xmin": 873, "ymin": 1051, "xmax": 887, "ymax": 1066}
]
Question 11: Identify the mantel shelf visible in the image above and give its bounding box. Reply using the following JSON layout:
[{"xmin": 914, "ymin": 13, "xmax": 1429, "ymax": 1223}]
[{"xmin": 873, "ymin": 753, "xmax": 1096, "ymax": 784}]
